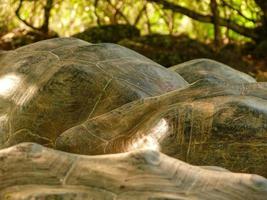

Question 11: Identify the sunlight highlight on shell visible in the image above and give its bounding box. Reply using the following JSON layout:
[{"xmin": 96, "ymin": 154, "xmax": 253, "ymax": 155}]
[
  {"xmin": 0, "ymin": 114, "xmax": 8, "ymax": 125},
  {"xmin": 129, "ymin": 118, "xmax": 169, "ymax": 151},
  {"xmin": 13, "ymin": 85, "xmax": 38, "ymax": 106},
  {"xmin": 0, "ymin": 74, "xmax": 21, "ymax": 97}
]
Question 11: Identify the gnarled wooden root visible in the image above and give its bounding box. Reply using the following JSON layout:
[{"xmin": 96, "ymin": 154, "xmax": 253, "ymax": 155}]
[{"xmin": 0, "ymin": 143, "xmax": 266, "ymax": 200}]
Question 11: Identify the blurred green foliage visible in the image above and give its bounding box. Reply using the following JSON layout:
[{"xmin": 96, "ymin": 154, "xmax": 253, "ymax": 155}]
[
  {"xmin": 0, "ymin": 0, "xmax": 266, "ymax": 79},
  {"xmin": 0, "ymin": 0, "xmax": 263, "ymax": 42}
]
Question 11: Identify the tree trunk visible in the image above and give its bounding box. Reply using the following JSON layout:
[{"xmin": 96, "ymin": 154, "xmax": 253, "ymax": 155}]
[
  {"xmin": 41, "ymin": 0, "xmax": 53, "ymax": 34},
  {"xmin": 210, "ymin": 0, "xmax": 221, "ymax": 49},
  {"xmin": 255, "ymin": 0, "xmax": 267, "ymax": 41},
  {"xmin": 255, "ymin": 0, "xmax": 267, "ymax": 22},
  {"xmin": 145, "ymin": 5, "xmax": 152, "ymax": 34}
]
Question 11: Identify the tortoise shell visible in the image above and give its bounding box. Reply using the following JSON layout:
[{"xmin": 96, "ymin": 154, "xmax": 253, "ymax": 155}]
[
  {"xmin": 0, "ymin": 38, "xmax": 266, "ymax": 177},
  {"xmin": 0, "ymin": 37, "xmax": 187, "ymax": 147}
]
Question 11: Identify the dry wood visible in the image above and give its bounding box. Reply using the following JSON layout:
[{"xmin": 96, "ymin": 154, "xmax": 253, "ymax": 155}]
[{"xmin": 0, "ymin": 143, "xmax": 266, "ymax": 200}]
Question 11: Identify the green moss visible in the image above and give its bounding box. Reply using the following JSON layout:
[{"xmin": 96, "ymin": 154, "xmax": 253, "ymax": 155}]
[{"xmin": 73, "ymin": 24, "xmax": 140, "ymax": 43}]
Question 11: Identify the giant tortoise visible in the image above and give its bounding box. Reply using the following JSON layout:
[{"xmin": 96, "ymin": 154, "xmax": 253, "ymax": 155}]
[{"xmin": 0, "ymin": 38, "xmax": 266, "ymax": 200}]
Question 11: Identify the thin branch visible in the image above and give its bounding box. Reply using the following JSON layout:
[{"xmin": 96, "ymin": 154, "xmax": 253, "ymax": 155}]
[
  {"xmin": 221, "ymin": 0, "xmax": 257, "ymax": 23},
  {"xmin": 106, "ymin": 0, "xmax": 131, "ymax": 24},
  {"xmin": 153, "ymin": 4, "xmax": 174, "ymax": 34},
  {"xmin": 147, "ymin": 0, "xmax": 259, "ymax": 40},
  {"xmin": 134, "ymin": 4, "xmax": 146, "ymax": 26},
  {"xmin": 94, "ymin": 0, "xmax": 101, "ymax": 25},
  {"xmin": 15, "ymin": 0, "xmax": 53, "ymax": 34},
  {"xmin": 145, "ymin": 5, "xmax": 151, "ymax": 34},
  {"xmin": 15, "ymin": 0, "xmax": 41, "ymax": 31}
]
